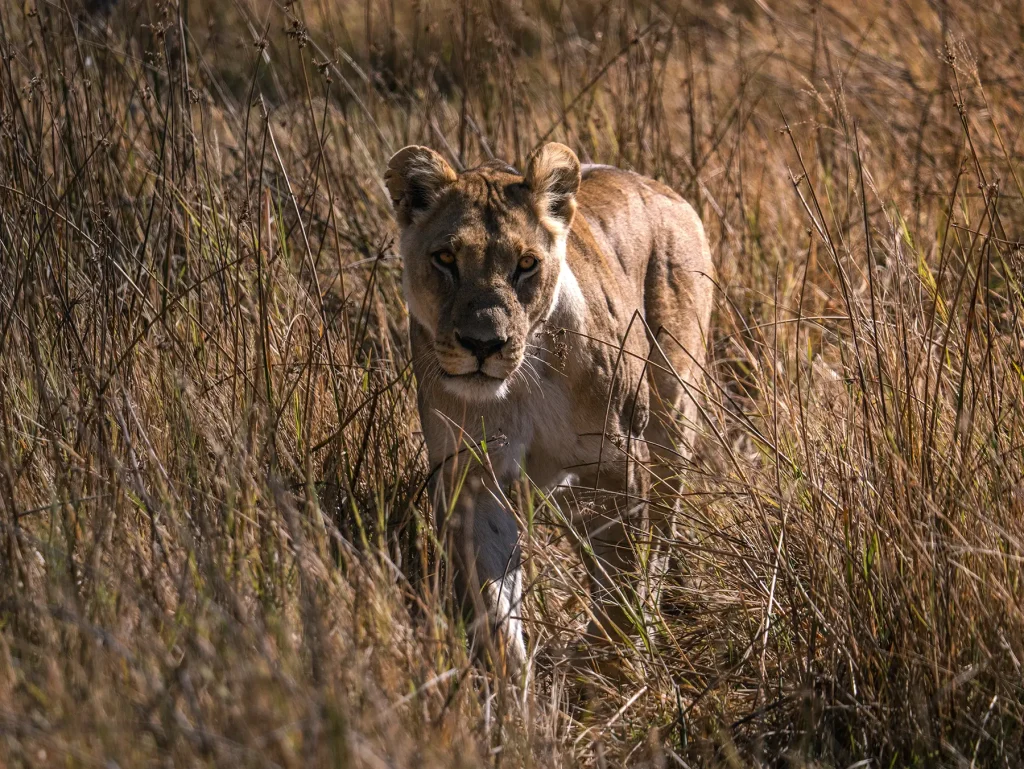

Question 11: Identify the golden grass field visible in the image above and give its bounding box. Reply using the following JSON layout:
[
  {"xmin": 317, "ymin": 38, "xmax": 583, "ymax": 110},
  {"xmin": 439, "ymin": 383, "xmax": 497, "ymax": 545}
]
[{"xmin": 2, "ymin": 0, "xmax": 1023, "ymax": 765}]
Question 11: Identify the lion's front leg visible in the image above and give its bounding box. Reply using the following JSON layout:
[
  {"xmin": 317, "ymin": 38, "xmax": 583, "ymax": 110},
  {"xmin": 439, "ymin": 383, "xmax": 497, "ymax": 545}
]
[
  {"xmin": 433, "ymin": 472, "xmax": 526, "ymax": 674},
  {"xmin": 579, "ymin": 451, "xmax": 652, "ymax": 648}
]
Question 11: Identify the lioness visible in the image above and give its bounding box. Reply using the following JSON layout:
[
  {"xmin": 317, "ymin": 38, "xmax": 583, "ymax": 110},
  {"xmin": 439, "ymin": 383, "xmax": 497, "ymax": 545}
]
[{"xmin": 386, "ymin": 143, "xmax": 713, "ymax": 673}]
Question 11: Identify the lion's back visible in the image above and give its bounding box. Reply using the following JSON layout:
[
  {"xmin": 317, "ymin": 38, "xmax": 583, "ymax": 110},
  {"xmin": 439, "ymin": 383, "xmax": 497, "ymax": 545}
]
[{"xmin": 569, "ymin": 165, "xmax": 713, "ymax": 341}]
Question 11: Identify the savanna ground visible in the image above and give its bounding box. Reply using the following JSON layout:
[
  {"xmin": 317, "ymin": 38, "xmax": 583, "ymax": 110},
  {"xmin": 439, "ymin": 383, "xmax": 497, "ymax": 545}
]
[{"xmin": 1, "ymin": 0, "xmax": 1023, "ymax": 766}]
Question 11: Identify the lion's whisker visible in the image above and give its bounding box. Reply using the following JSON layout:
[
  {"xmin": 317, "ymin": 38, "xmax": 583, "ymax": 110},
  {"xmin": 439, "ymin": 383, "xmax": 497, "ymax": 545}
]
[{"xmin": 525, "ymin": 351, "xmax": 564, "ymax": 378}]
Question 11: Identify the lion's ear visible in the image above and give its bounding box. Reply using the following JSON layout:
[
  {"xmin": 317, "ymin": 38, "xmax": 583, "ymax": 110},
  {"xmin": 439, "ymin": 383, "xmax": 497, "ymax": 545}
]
[
  {"xmin": 385, "ymin": 146, "xmax": 458, "ymax": 226},
  {"xmin": 525, "ymin": 142, "xmax": 581, "ymax": 234}
]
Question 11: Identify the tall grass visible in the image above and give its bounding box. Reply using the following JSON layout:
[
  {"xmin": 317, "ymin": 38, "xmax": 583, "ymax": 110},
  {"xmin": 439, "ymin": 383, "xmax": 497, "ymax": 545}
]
[{"xmin": 1, "ymin": 0, "xmax": 1022, "ymax": 766}]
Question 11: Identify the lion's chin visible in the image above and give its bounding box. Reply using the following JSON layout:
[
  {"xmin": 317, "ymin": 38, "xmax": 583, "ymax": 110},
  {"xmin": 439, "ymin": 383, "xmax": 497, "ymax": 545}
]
[{"xmin": 440, "ymin": 371, "xmax": 513, "ymax": 402}]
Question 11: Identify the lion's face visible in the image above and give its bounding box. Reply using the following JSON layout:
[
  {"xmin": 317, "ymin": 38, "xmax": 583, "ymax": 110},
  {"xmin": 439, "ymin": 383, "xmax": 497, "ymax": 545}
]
[{"xmin": 386, "ymin": 144, "xmax": 581, "ymax": 401}]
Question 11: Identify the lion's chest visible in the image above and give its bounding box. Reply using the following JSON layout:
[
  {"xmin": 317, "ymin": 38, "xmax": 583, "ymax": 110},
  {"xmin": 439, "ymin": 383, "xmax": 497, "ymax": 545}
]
[
  {"xmin": 517, "ymin": 379, "xmax": 610, "ymax": 491},
  {"xmin": 515, "ymin": 381, "xmax": 575, "ymax": 486},
  {"xmin": 518, "ymin": 333, "xmax": 650, "ymax": 491}
]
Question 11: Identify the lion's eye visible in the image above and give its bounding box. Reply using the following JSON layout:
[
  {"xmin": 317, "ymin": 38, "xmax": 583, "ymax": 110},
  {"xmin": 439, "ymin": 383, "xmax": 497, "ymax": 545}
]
[
  {"xmin": 517, "ymin": 254, "xmax": 539, "ymax": 273},
  {"xmin": 432, "ymin": 250, "xmax": 456, "ymax": 270}
]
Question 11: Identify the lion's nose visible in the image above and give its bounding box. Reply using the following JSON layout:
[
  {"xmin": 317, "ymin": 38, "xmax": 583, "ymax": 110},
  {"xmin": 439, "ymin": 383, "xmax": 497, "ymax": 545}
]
[{"xmin": 456, "ymin": 332, "xmax": 507, "ymax": 363}]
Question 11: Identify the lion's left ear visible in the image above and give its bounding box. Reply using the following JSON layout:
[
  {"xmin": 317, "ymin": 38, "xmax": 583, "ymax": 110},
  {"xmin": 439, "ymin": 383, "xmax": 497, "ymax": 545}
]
[
  {"xmin": 525, "ymin": 142, "xmax": 581, "ymax": 234},
  {"xmin": 385, "ymin": 145, "xmax": 458, "ymax": 227}
]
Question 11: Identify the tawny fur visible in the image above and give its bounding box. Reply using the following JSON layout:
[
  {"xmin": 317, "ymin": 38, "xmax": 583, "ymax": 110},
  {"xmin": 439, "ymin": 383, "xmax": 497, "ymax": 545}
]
[{"xmin": 386, "ymin": 143, "xmax": 714, "ymax": 673}]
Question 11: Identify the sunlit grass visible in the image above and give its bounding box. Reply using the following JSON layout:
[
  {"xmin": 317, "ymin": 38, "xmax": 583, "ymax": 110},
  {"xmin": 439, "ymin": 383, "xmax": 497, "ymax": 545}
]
[{"xmin": 1, "ymin": 1, "xmax": 1022, "ymax": 766}]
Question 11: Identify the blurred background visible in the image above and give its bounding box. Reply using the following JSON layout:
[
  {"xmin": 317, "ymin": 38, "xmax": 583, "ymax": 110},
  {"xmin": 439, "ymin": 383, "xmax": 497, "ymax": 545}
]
[{"xmin": 1, "ymin": 0, "xmax": 1023, "ymax": 766}]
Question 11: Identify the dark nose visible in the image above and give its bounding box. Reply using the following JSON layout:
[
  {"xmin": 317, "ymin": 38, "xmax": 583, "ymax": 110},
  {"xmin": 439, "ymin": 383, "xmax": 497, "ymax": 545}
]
[{"xmin": 456, "ymin": 332, "xmax": 506, "ymax": 363}]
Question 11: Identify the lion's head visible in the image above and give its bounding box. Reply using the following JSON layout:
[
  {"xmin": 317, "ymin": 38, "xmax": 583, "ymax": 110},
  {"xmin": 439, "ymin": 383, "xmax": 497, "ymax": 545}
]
[{"xmin": 386, "ymin": 143, "xmax": 581, "ymax": 401}]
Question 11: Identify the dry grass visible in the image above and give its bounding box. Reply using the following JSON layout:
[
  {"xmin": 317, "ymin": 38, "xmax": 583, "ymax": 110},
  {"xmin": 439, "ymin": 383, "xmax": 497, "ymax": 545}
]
[{"xmin": 2, "ymin": 0, "xmax": 1023, "ymax": 766}]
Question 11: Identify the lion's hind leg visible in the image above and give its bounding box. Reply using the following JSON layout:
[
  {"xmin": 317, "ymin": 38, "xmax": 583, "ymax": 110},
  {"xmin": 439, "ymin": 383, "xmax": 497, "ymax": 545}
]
[{"xmin": 641, "ymin": 203, "xmax": 714, "ymax": 611}]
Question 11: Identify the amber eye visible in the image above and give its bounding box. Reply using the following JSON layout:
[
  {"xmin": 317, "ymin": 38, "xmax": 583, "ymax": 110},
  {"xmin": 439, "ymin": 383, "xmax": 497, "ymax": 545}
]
[
  {"xmin": 517, "ymin": 253, "xmax": 538, "ymax": 272},
  {"xmin": 432, "ymin": 250, "xmax": 456, "ymax": 269}
]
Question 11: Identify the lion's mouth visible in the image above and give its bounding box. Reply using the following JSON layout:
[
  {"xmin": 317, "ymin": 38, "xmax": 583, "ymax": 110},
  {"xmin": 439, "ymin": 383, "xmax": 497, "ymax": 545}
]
[
  {"xmin": 437, "ymin": 364, "xmax": 518, "ymax": 401},
  {"xmin": 443, "ymin": 370, "xmax": 506, "ymax": 382}
]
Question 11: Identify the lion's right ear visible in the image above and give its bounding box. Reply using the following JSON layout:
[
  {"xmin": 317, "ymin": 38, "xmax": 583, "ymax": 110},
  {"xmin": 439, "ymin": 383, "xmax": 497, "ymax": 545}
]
[
  {"xmin": 525, "ymin": 142, "xmax": 581, "ymax": 235},
  {"xmin": 385, "ymin": 146, "xmax": 458, "ymax": 227}
]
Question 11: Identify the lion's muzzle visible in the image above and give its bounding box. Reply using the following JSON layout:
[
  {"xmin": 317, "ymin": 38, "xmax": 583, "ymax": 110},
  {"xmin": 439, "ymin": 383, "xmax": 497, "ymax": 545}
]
[
  {"xmin": 454, "ymin": 330, "xmax": 507, "ymax": 364},
  {"xmin": 434, "ymin": 303, "xmax": 524, "ymax": 399}
]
